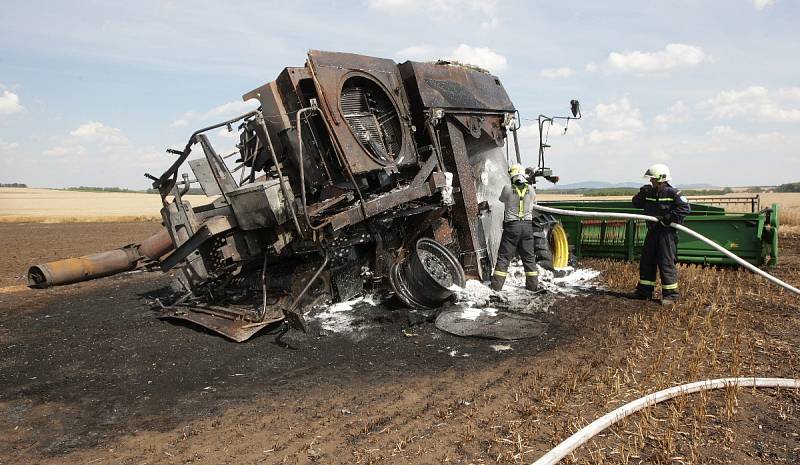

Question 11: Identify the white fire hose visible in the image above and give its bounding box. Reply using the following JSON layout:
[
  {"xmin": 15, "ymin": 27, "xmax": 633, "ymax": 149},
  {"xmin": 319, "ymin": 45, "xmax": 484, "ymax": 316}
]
[
  {"xmin": 530, "ymin": 377, "xmax": 800, "ymax": 465},
  {"xmin": 532, "ymin": 204, "xmax": 799, "ymax": 295},
  {"xmin": 522, "ymin": 206, "xmax": 798, "ymax": 464}
]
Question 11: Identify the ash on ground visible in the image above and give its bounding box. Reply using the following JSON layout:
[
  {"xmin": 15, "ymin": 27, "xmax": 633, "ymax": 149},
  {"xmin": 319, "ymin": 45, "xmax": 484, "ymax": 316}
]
[{"xmin": 305, "ymin": 264, "xmax": 601, "ymax": 341}]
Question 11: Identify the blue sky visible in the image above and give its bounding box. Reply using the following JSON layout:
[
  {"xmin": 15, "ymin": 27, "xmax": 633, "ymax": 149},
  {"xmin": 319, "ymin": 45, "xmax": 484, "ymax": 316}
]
[{"xmin": 1, "ymin": 0, "xmax": 798, "ymax": 188}]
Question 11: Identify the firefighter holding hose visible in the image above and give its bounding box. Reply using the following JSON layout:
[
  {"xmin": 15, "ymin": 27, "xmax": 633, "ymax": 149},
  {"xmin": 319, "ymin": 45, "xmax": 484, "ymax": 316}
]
[
  {"xmin": 631, "ymin": 164, "xmax": 691, "ymax": 303},
  {"xmin": 491, "ymin": 163, "xmax": 539, "ymax": 292}
]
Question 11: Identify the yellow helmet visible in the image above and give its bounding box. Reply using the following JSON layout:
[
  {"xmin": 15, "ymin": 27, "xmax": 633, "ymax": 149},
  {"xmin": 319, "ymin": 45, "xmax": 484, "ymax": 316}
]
[{"xmin": 508, "ymin": 163, "xmax": 526, "ymax": 183}]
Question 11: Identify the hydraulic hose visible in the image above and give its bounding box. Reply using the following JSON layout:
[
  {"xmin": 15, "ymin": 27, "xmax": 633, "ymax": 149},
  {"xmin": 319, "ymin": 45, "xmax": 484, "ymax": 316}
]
[
  {"xmin": 531, "ymin": 377, "xmax": 800, "ymax": 465},
  {"xmin": 532, "ymin": 204, "xmax": 800, "ymax": 296}
]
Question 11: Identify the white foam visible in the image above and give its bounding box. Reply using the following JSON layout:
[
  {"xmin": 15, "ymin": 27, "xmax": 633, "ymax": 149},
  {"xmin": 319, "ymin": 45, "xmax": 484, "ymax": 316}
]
[
  {"xmin": 448, "ymin": 264, "xmax": 601, "ymax": 315},
  {"xmin": 458, "ymin": 306, "xmax": 499, "ymax": 321},
  {"xmin": 309, "ymin": 294, "xmax": 382, "ymax": 334},
  {"xmin": 491, "ymin": 344, "xmax": 512, "ymax": 352},
  {"xmin": 506, "ymin": 264, "xmax": 601, "ymax": 296}
]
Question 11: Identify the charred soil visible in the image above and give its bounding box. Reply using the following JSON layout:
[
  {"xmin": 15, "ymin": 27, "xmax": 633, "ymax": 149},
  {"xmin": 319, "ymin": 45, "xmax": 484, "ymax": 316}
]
[{"xmin": 0, "ymin": 223, "xmax": 798, "ymax": 464}]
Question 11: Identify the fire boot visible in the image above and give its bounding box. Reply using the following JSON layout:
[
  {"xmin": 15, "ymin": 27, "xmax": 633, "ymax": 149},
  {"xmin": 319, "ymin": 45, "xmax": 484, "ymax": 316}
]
[
  {"xmin": 525, "ymin": 272, "xmax": 539, "ymax": 291},
  {"xmin": 661, "ymin": 290, "xmax": 679, "ymax": 305},
  {"xmin": 628, "ymin": 289, "xmax": 652, "ymax": 300},
  {"xmin": 490, "ymin": 270, "xmax": 507, "ymax": 291}
]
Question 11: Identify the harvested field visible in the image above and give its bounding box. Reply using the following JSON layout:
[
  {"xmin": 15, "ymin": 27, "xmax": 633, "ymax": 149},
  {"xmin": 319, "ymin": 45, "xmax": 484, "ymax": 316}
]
[
  {"xmin": 0, "ymin": 222, "xmax": 798, "ymax": 464},
  {"xmin": 0, "ymin": 188, "xmax": 212, "ymax": 223},
  {"xmin": 4, "ymin": 187, "xmax": 798, "ymax": 226}
]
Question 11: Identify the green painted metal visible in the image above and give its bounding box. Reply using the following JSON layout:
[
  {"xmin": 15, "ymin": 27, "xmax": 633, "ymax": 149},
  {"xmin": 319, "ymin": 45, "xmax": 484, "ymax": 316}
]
[{"xmin": 540, "ymin": 200, "xmax": 780, "ymax": 267}]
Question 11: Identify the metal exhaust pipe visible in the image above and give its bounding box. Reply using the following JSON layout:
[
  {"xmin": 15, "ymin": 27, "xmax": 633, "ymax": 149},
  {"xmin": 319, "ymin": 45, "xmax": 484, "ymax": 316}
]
[{"xmin": 27, "ymin": 228, "xmax": 175, "ymax": 288}]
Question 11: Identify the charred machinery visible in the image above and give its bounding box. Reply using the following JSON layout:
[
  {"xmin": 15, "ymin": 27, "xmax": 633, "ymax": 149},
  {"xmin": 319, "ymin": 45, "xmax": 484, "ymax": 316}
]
[{"xmin": 29, "ymin": 51, "xmax": 543, "ymax": 341}]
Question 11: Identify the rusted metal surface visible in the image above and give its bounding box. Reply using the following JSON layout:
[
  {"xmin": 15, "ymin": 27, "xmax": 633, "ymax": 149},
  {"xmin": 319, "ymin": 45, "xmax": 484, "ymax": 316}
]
[
  {"xmin": 138, "ymin": 228, "xmax": 174, "ymax": 260},
  {"xmin": 327, "ymin": 176, "xmax": 446, "ymax": 231},
  {"xmin": 398, "ymin": 60, "xmax": 515, "ymax": 112},
  {"xmin": 29, "ymin": 228, "xmax": 175, "ymax": 288},
  {"xmin": 307, "ymin": 50, "xmax": 418, "ymax": 174},
  {"xmin": 440, "ymin": 119, "xmax": 488, "ymax": 279},
  {"xmin": 30, "ymin": 51, "xmax": 522, "ymax": 341},
  {"xmin": 160, "ymin": 305, "xmax": 283, "ymax": 343},
  {"xmin": 28, "ymin": 248, "xmax": 140, "ymax": 288}
]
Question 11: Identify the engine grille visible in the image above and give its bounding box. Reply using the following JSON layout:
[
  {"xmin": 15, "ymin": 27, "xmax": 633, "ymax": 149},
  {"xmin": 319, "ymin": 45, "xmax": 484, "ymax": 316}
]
[{"xmin": 340, "ymin": 77, "xmax": 402, "ymax": 163}]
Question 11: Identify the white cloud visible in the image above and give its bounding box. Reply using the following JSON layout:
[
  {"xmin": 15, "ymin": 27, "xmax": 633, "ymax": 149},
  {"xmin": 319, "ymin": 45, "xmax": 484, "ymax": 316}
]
[
  {"xmin": 367, "ymin": 0, "xmax": 496, "ymax": 15},
  {"xmin": 395, "ymin": 44, "xmax": 508, "ymax": 73},
  {"xmin": 594, "ymin": 97, "xmax": 644, "ymax": 131},
  {"xmin": 200, "ymin": 100, "xmax": 258, "ymax": 120},
  {"xmin": 0, "ymin": 90, "xmax": 24, "ymax": 116},
  {"xmin": 44, "ymin": 144, "xmax": 87, "ymax": 157},
  {"xmin": 585, "ymin": 63, "xmax": 598, "ymax": 73},
  {"xmin": 708, "ymin": 125, "xmax": 784, "ymax": 142},
  {"xmin": 654, "ymin": 100, "xmax": 689, "ymax": 128},
  {"xmin": 44, "ymin": 122, "xmax": 129, "ymax": 159},
  {"xmin": 69, "ymin": 121, "xmax": 129, "ymax": 145},
  {"xmin": 0, "ymin": 139, "xmax": 19, "ymax": 154},
  {"xmin": 779, "ymin": 87, "xmax": 800, "ymax": 101},
  {"xmin": 394, "ymin": 45, "xmax": 436, "ymax": 62},
  {"xmin": 517, "ymin": 120, "xmax": 582, "ymax": 140},
  {"xmin": 651, "ymin": 148, "xmax": 672, "ymax": 161},
  {"xmin": 753, "ymin": 0, "xmax": 775, "ymax": 10},
  {"xmin": 446, "ymin": 44, "xmax": 508, "ymax": 73},
  {"xmin": 586, "ymin": 97, "xmax": 644, "ymax": 144},
  {"xmin": 698, "ymin": 86, "xmax": 800, "ymax": 123},
  {"xmin": 172, "ymin": 99, "xmax": 258, "ymax": 130},
  {"xmin": 587, "ymin": 129, "xmax": 635, "ymax": 144},
  {"xmin": 539, "ymin": 67, "xmax": 574, "ymax": 79},
  {"xmin": 480, "ymin": 16, "xmax": 501, "ymax": 30},
  {"xmin": 599, "ymin": 43, "xmax": 709, "ymax": 74},
  {"xmin": 216, "ymin": 127, "xmax": 238, "ymax": 139},
  {"xmin": 39, "ymin": 122, "xmax": 169, "ymax": 187}
]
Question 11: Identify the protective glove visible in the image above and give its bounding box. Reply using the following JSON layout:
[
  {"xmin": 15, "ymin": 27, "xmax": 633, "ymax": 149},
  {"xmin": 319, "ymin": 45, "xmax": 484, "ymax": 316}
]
[{"xmin": 659, "ymin": 215, "xmax": 672, "ymax": 226}]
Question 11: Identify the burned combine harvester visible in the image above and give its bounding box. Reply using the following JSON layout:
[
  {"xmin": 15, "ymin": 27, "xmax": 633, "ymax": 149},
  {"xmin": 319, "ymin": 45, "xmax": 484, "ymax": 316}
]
[{"xmin": 29, "ymin": 51, "xmax": 555, "ymax": 341}]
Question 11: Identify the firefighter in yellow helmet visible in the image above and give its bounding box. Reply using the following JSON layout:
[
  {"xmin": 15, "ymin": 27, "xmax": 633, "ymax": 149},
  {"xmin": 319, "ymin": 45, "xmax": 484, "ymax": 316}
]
[
  {"xmin": 491, "ymin": 163, "xmax": 539, "ymax": 292},
  {"xmin": 631, "ymin": 163, "xmax": 691, "ymax": 303}
]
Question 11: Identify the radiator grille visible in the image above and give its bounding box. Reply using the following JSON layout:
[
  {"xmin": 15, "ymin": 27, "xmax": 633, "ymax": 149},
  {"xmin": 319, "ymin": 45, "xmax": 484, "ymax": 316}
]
[{"xmin": 340, "ymin": 77, "xmax": 402, "ymax": 163}]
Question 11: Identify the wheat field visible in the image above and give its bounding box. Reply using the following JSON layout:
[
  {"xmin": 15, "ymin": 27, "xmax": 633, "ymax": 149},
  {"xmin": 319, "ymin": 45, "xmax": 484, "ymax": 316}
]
[
  {"xmin": 0, "ymin": 187, "xmax": 213, "ymax": 223},
  {"xmin": 2, "ymin": 187, "xmax": 799, "ymax": 226}
]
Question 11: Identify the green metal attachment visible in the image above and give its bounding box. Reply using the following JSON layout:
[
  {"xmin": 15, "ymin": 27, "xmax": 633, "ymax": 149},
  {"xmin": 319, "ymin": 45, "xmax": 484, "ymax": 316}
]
[{"xmin": 540, "ymin": 200, "xmax": 779, "ymax": 267}]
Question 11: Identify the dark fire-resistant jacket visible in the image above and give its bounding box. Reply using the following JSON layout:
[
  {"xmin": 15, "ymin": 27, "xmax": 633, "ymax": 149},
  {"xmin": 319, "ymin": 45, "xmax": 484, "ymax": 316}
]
[{"xmin": 632, "ymin": 183, "xmax": 691, "ymax": 228}]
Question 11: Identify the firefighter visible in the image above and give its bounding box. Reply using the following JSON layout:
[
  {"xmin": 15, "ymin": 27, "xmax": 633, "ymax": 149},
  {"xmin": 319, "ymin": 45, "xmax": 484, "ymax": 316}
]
[
  {"xmin": 631, "ymin": 163, "xmax": 691, "ymax": 303},
  {"xmin": 491, "ymin": 163, "xmax": 539, "ymax": 292}
]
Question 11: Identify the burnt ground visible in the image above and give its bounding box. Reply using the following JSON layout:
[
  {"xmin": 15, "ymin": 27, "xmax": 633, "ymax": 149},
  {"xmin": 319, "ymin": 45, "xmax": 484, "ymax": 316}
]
[{"xmin": 0, "ymin": 222, "xmax": 799, "ymax": 465}]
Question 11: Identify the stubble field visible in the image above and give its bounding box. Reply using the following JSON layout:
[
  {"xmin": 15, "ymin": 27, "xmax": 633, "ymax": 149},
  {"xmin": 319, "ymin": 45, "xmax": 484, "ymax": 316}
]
[{"xmin": 0, "ymin": 189, "xmax": 798, "ymax": 464}]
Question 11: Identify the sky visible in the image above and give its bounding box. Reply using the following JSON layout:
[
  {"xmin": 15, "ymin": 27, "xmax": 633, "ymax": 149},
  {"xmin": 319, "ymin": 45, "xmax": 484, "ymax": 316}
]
[{"xmin": 0, "ymin": 0, "xmax": 798, "ymax": 189}]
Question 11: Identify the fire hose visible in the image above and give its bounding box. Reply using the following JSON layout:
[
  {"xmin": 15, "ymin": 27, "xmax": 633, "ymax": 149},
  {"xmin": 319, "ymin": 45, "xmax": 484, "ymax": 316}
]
[
  {"xmin": 530, "ymin": 377, "xmax": 800, "ymax": 465},
  {"xmin": 532, "ymin": 204, "xmax": 800, "ymax": 296}
]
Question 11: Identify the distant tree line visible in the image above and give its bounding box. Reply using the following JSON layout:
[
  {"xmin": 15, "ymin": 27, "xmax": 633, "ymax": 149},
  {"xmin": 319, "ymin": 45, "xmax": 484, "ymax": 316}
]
[
  {"xmin": 62, "ymin": 186, "xmax": 207, "ymax": 195},
  {"xmin": 0, "ymin": 183, "xmax": 27, "ymax": 188},
  {"xmin": 775, "ymin": 182, "xmax": 800, "ymax": 193},
  {"xmin": 64, "ymin": 186, "xmax": 145, "ymax": 193},
  {"xmin": 544, "ymin": 187, "xmax": 734, "ymax": 196},
  {"xmin": 145, "ymin": 187, "xmax": 205, "ymax": 195}
]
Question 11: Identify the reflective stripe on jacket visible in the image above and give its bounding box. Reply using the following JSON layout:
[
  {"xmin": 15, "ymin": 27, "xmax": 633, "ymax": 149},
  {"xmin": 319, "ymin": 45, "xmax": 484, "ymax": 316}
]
[
  {"xmin": 631, "ymin": 183, "xmax": 691, "ymax": 227},
  {"xmin": 500, "ymin": 183, "xmax": 536, "ymax": 222}
]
